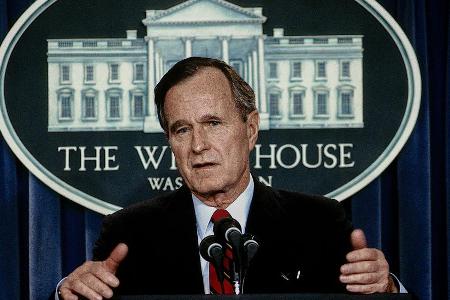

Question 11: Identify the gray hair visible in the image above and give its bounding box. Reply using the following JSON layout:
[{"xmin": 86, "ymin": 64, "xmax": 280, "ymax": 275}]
[{"xmin": 154, "ymin": 57, "xmax": 256, "ymax": 132}]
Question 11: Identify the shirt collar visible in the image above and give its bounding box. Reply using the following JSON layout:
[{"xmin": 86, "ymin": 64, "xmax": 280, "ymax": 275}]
[{"xmin": 192, "ymin": 176, "xmax": 254, "ymax": 240}]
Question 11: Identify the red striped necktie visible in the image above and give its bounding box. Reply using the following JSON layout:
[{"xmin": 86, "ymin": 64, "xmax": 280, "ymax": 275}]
[{"xmin": 209, "ymin": 209, "xmax": 235, "ymax": 294}]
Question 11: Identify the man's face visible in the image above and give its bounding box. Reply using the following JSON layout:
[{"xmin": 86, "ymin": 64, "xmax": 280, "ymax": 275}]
[{"xmin": 164, "ymin": 67, "xmax": 259, "ymax": 203}]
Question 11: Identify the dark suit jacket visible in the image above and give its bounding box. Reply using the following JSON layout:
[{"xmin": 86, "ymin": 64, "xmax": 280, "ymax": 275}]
[{"xmin": 93, "ymin": 179, "xmax": 353, "ymax": 295}]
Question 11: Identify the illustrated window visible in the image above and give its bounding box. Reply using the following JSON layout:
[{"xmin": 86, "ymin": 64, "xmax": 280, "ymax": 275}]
[
  {"xmin": 268, "ymin": 62, "xmax": 278, "ymax": 79},
  {"xmin": 291, "ymin": 61, "xmax": 302, "ymax": 79},
  {"xmin": 315, "ymin": 61, "xmax": 327, "ymax": 80},
  {"xmin": 109, "ymin": 63, "xmax": 120, "ymax": 82},
  {"xmin": 134, "ymin": 63, "xmax": 145, "ymax": 82},
  {"xmin": 269, "ymin": 93, "xmax": 281, "ymax": 116},
  {"xmin": 60, "ymin": 64, "xmax": 71, "ymax": 84},
  {"xmin": 85, "ymin": 65, "xmax": 95, "ymax": 83}
]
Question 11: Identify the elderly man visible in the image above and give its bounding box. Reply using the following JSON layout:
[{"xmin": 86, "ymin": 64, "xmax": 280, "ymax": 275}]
[{"xmin": 57, "ymin": 57, "xmax": 400, "ymax": 299}]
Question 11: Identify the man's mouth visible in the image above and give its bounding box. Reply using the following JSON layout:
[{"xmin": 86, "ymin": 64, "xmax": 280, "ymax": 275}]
[{"xmin": 193, "ymin": 162, "xmax": 217, "ymax": 169}]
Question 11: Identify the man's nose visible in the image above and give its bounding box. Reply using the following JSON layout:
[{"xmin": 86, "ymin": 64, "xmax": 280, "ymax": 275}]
[{"xmin": 191, "ymin": 127, "xmax": 210, "ymax": 153}]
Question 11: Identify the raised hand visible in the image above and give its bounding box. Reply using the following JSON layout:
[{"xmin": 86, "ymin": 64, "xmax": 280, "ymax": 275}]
[
  {"xmin": 59, "ymin": 243, "xmax": 128, "ymax": 300},
  {"xmin": 340, "ymin": 229, "xmax": 398, "ymax": 293}
]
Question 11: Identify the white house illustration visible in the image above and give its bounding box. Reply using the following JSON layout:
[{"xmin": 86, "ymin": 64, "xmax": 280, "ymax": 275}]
[{"xmin": 47, "ymin": 0, "xmax": 364, "ymax": 132}]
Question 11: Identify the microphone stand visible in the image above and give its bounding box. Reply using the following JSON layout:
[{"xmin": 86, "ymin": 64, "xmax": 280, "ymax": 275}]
[{"xmin": 233, "ymin": 267, "xmax": 241, "ymax": 295}]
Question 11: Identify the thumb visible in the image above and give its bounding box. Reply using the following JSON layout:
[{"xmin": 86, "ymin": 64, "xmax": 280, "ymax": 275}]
[
  {"xmin": 104, "ymin": 243, "xmax": 128, "ymax": 273},
  {"xmin": 350, "ymin": 229, "xmax": 368, "ymax": 250}
]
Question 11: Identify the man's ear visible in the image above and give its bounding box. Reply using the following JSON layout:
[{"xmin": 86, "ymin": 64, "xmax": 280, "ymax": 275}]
[{"xmin": 246, "ymin": 110, "xmax": 259, "ymax": 151}]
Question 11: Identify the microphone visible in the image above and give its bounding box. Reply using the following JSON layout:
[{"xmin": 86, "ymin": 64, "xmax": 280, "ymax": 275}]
[
  {"xmin": 240, "ymin": 233, "xmax": 260, "ymax": 293},
  {"xmin": 212, "ymin": 215, "xmax": 242, "ymax": 252},
  {"xmin": 242, "ymin": 234, "xmax": 259, "ymax": 264},
  {"xmin": 199, "ymin": 235, "xmax": 225, "ymax": 284}
]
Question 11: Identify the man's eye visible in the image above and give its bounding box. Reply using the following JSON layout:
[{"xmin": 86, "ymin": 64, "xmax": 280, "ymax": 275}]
[
  {"xmin": 209, "ymin": 120, "xmax": 220, "ymax": 126},
  {"xmin": 176, "ymin": 127, "xmax": 189, "ymax": 134}
]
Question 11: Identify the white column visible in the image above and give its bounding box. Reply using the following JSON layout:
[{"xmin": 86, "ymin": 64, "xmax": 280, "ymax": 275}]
[
  {"xmin": 143, "ymin": 36, "xmax": 161, "ymax": 132},
  {"xmin": 159, "ymin": 55, "xmax": 164, "ymax": 79},
  {"xmin": 252, "ymin": 50, "xmax": 259, "ymax": 109},
  {"xmin": 247, "ymin": 54, "xmax": 253, "ymax": 89},
  {"xmin": 146, "ymin": 37, "xmax": 155, "ymax": 117},
  {"xmin": 184, "ymin": 38, "xmax": 192, "ymax": 58},
  {"xmin": 221, "ymin": 37, "xmax": 229, "ymax": 63},
  {"xmin": 155, "ymin": 51, "xmax": 160, "ymax": 84},
  {"xmin": 257, "ymin": 36, "xmax": 267, "ymax": 114},
  {"xmin": 243, "ymin": 59, "xmax": 248, "ymax": 82}
]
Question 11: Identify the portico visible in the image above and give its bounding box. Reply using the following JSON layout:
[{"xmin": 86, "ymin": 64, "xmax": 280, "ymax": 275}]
[{"xmin": 142, "ymin": 0, "xmax": 270, "ymax": 132}]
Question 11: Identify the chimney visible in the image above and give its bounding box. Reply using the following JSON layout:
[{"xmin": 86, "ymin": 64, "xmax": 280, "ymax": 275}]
[
  {"xmin": 126, "ymin": 30, "xmax": 137, "ymax": 40},
  {"xmin": 273, "ymin": 28, "xmax": 284, "ymax": 37}
]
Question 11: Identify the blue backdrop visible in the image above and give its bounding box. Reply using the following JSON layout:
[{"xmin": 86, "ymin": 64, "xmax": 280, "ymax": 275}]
[{"xmin": 0, "ymin": 0, "xmax": 449, "ymax": 299}]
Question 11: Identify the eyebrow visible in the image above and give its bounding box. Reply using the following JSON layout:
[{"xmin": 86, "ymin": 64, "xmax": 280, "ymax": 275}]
[
  {"xmin": 199, "ymin": 113, "xmax": 221, "ymax": 122},
  {"xmin": 168, "ymin": 114, "xmax": 223, "ymax": 133}
]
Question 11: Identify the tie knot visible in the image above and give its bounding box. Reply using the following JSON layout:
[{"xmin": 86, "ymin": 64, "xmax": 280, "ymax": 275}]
[{"xmin": 211, "ymin": 209, "xmax": 231, "ymax": 224}]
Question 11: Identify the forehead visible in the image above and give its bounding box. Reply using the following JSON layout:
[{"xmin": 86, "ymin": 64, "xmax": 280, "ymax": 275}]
[{"xmin": 164, "ymin": 67, "xmax": 234, "ymax": 112}]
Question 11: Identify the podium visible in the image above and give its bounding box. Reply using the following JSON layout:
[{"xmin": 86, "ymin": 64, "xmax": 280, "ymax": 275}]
[{"xmin": 114, "ymin": 294, "xmax": 414, "ymax": 300}]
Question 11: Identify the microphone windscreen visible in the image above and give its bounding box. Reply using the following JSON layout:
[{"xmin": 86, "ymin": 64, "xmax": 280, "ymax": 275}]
[
  {"xmin": 242, "ymin": 233, "xmax": 260, "ymax": 262},
  {"xmin": 199, "ymin": 235, "xmax": 222, "ymax": 262}
]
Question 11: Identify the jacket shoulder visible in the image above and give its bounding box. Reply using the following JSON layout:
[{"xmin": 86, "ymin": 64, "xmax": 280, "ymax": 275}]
[
  {"xmin": 105, "ymin": 185, "xmax": 190, "ymax": 223},
  {"xmin": 93, "ymin": 186, "xmax": 191, "ymax": 260},
  {"xmin": 257, "ymin": 181, "xmax": 347, "ymax": 220}
]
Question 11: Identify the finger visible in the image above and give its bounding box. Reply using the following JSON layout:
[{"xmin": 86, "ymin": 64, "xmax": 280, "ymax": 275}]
[
  {"xmin": 346, "ymin": 248, "xmax": 382, "ymax": 262},
  {"xmin": 350, "ymin": 229, "xmax": 367, "ymax": 250},
  {"xmin": 58, "ymin": 287, "xmax": 79, "ymax": 300},
  {"xmin": 90, "ymin": 264, "xmax": 120, "ymax": 287},
  {"xmin": 69, "ymin": 280, "xmax": 103, "ymax": 300},
  {"xmin": 346, "ymin": 282, "xmax": 388, "ymax": 294},
  {"xmin": 80, "ymin": 273, "xmax": 114, "ymax": 299},
  {"xmin": 340, "ymin": 272, "xmax": 380, "ymax": 285},
  {"xmin": 104, "ymin": 243, "xmax": 128, "ymax": 273},
  {"xmin": 341, "ymin": 261, "xmax": 382, "ymax": 274}
]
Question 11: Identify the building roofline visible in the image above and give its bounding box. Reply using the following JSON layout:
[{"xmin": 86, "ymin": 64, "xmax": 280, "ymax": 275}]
[{"xmin": 143, "ymin": 0, "xmax": 266, "ymax": 25}]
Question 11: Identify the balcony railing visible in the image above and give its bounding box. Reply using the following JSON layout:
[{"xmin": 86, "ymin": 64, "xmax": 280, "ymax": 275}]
[
  {"xmin": 265, "ymin": 36, "xmax": 362, "ymax": 46},
  {"xmin": 50, "ymin": 39, "xmax": 146, "ymax": 49}
]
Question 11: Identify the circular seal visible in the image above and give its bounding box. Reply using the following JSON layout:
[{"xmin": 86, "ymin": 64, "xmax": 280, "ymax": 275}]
[{"xmin": 0, "ymin": 0, "xmax": 421, "ymax": 214}]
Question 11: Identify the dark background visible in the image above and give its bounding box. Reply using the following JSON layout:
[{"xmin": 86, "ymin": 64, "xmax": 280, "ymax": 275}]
[{"xmin": 1, "ymin": 0, "xmax": 448, "ymax": 300}]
